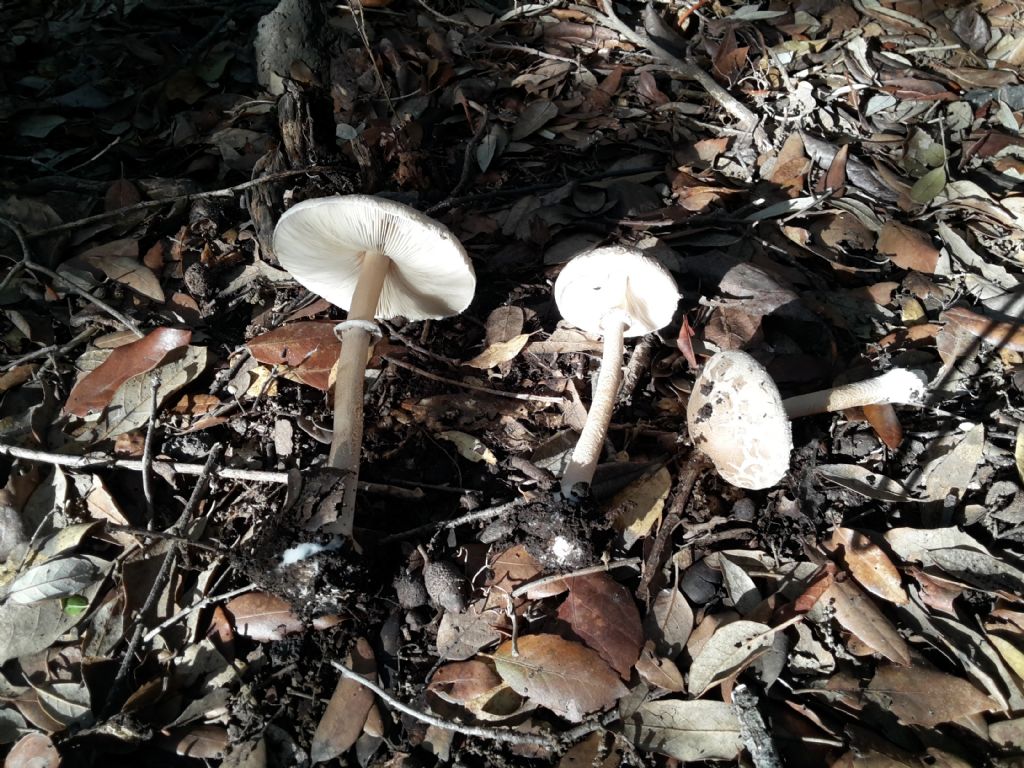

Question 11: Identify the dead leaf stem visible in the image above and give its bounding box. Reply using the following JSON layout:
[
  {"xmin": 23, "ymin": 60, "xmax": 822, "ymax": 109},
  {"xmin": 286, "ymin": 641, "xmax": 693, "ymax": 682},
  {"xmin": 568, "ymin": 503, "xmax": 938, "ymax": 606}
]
[{"xmin": 510, "ymin": 557, "xmax": 642, "ymax": 598}]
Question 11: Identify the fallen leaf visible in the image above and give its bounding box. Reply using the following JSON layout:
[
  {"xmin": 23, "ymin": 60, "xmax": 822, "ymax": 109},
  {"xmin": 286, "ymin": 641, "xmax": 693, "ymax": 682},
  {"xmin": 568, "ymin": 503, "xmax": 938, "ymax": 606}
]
[
  {"xmin": 247, "ymin": 321, "xmax": 340, "ymax": 391},
  {"xmin": 609, "ymin": 467, "xmax": 671, "ymax": 548},
  {"xmin": 485, "ymin": 306, "xmax": 525, "ymax": 345},
  {"xmin": 104, "ymin": 179, "xmax": 142, "ymax": 211},
  {"xmin": 80, "ymin": 250, "xmax": 165, "ymax": 302},
  {"xmin": 876, "ymin": 221, "xmax": 939, "ymax": 273},
  {"xmin": 821, "ymin": 577, "xmax": 911, "ymax": 666},
  {"xmin": 910, "ymin": 167, "xmax": 946, "ymax": 205},
  {"xmin": 436, "ymin": 600, "xmax": 503, "ymax": 661},
  {"xmin": 511, "ymin": 100, "xmax": 558, "ymax": 140},
  {"xmin": 311, "ymin": 637, "xmax": 376, "ymax": 763},
  {"xmin": 491, "ymin": 634, "xmax": 627, "ymax": 722},
  {"xmin": 5, "ymin": 732, "xmax": 61, "ymax": 767},
  {"xmin": 816, "ymin": 464, "xmax": 917, "ymax": 502},
  {"xmin": 830, "ymin": 528, "xmax": 908, "ymax": 605},
  {"xmin": 7, "ymin": 556, "xmax": 104, "ymax": 604},
  {"xmin": 940, "ymin": 306, "xmax": 1024, "ymax": 352},
  {"xmin": 557, "ymin": 573, "xmax": 644, "ymax": 678},
  {"xmin": 463, "ymin": 334, "xmax": 531, "ymax": 369},
  {"xmin": 644, "ymin": 587, "xmax": 694, "ymax": 659},
  {"xmin": 634, "ymin": 645, "xmax": 685, "ymax": 692},
  {"xmin": 163, "ymin": 725, "xmax": 228, "ymax": 759},
  {"xmin": 687, "ymin": 620, "xmax": 774, "ymax": 696},
  {"xmin": 65, "ymin": 328, "xmax": 192, "ymax": 416},
  {"xmin": 428, "ymin": 660, "xmax": 504, "ymax": 708},
  {"xmin": 618, "ymin": 700, "xmax": 742, "ymax": 762},
  {"xmin": 438, "ymin": 431, "xmax": 498, "ymax": 465},
  {"xmin": 225, "ymin": 592, "xmax": 303, "ymax": 641},
  {"xmin": 865, "ymin": 664, "xmax": 997, "ymax": 726}
]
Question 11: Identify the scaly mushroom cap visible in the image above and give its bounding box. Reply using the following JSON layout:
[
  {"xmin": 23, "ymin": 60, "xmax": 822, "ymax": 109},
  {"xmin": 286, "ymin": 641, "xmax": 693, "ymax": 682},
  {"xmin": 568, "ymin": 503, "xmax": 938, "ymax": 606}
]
[
  {"xmin": 554, "ymin": 245, "xmax": 679, "ymax": 337},
  {"xmin": 687, "ymin": 350, "xmax": 793, "ymax": 490},
  {"xmin": 273, "ymin": 195, "xmax": 475, "ymax": 321}
]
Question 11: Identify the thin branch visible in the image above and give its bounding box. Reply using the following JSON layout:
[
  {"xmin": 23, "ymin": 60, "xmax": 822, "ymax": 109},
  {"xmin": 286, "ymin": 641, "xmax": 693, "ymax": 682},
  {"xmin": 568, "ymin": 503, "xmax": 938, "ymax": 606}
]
[
  {"xmin": 0, "ymin": 442, "xmax": 424, "ymax": 499},
  {"xmin": 0, "ymin": 217, "xmax": 143, "ymax": 337},
  {"xmin": 331, "ymin": 660, "xmax": 558, "ymax": 749},
  {"xmin": 383, "ymin": 355, "xmax": 565, "ymax": 404},
  {"xmin": 510, "ymin": 558, "xmax": 642, "ymax": 598},
  {"xmin": 378, "ymin": 498, "xmax": 524, "ymax": 544},
  {"xmin": 1, "ymin": 327, "xmax": 99, "ymax": 372},
  {"xmin": 24, "ymin": 167, "xmax": 341, "ymax": 240},
  {"xmin": 142, "ymin": 377, "xmax": 160, "ymax": 524},
  {"xmin": 143, "ymin": 584, "xmax": 253, "ymax": 643}
]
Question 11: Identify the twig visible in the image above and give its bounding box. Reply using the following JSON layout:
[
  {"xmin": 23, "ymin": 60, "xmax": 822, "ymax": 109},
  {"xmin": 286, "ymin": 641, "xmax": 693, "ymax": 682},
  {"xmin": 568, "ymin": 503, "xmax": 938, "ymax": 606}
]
[
  {"xmin": 105, "ymin": 450, "xmax": 223, "ymax": 715},
  {"xmin": 142, "ymin": 377, "xmax": 160, "ymax": 524},
  {"xmin": 0, "ymin": 443, "xmax": 424, "ymax": 499},
  {"xmin": 636, "ymin": 452, "xmax": 709, "ymax": 603},
  {"xmin": 1, "ymin": 327, "xmax": 98, "ymax": 372},
  {"xmin": 331, "ymin": 660, "xmax": 558, "ymax": 749},
  {"xmin": 106, "ymin": 524, "xmax": 226, "ymax": 553},
  {"xmin": 0, "ymin": 217, "xmax": 143, "ymax": 337},
  {"xmin": 24, "ymin": 167, "xmax": 341, "ymax": 239},
  {"xmin": 449, "ymin": 108, "xmax": 490, "ymax": 199},
  {"xmin": 569, "ymin": 1, "xmax": 769, "ymax": 152},
  {"xmin": 511, "ymin": 557, "xmax": 642, "ymax": 598},
  {"xmin": 383, "ymin": 355, "xmax": 564, "ymax": 404},
  {"xmin": 378, "ymin": 498, "xmax": 524, "ymax": 543},
  {"xmin": 143, "ymin": 583, "xmax": 254, "ymax": 643}
]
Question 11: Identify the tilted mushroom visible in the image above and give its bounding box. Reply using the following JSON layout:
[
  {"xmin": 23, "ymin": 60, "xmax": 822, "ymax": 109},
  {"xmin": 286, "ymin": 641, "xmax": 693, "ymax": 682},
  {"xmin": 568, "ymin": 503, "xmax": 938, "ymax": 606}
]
[
  {"xmin": 554, "ymin": 245, "xmax": 679, "ymax": 499},
  {"xmin": 687, "ymin": 350, "xmax": 928, "ymax": 490},
  {"xmin": 273, "ymin": 195, "xmax": 476, "ymax": 534}
]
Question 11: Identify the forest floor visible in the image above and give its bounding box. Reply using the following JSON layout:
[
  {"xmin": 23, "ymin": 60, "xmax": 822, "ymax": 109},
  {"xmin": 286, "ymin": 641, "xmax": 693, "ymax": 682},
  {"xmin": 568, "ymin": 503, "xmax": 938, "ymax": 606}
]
[{"xmin": 2, "ymin": 0, "xmax": 1024, "ymax": 766}]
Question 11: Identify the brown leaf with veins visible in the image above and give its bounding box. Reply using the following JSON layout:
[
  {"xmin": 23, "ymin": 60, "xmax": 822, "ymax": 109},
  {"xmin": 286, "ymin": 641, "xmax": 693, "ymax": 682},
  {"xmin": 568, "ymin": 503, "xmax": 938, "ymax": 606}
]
[
  {"xmin": 876, "ymin": 222, "xmax": 939, "ymax": 273},
  {"xmin": 865, "ymin": 664, "xmax": 996, "ymax": 726},
  {"xmin": 492, "ymin": 634, "xmax": 627, "ymax": 722},
  {"xmin": 830, "ymin": 528, "xmax": 908, "ymax": 605},
  {"xmin": 65, "ymin": 328, "xmax": 192, "ymax": 416},
  {"xmin": 557, "ymin": 572, "xmax": 643, "ymax": 678},
  {"xmin": 225, "ymin": 592, "xmax": 303, "ymax": 641},
  {"xmin": 862, "ymin": 403, "xmax": 903, "ymax": 450},
  {"xmin": 247, "ymin": 321, "xmax": 340, "ymax": 391},
  {"xmin": 824, "ymin": 576, "xmax": 911, "ymax": 666}
]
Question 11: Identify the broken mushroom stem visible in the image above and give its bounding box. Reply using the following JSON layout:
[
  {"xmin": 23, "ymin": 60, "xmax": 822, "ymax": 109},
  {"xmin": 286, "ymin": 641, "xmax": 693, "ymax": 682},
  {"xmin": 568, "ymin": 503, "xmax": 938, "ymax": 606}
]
[
  {"xmin": 781, "ymin": 367, "xmax": 929, "ymax": 419},
  {"xmin": 561, "ymin": 310, "xmax": 629, "ymax": 498}
]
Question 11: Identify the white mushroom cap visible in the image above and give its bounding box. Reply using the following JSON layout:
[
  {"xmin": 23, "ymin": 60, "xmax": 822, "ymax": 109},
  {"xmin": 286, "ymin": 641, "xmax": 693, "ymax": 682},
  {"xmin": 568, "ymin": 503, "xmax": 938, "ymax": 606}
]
[
  {"xmin": 687, "ymin": 351, "xmax": 792, "ymax": 490},
  {"xmin": 554, "ymin": 245, "xmax": 679, "ymax": 337},
  {"xmin": 273, "ymin": 195, "xmax": 475, "ymax": 321}
]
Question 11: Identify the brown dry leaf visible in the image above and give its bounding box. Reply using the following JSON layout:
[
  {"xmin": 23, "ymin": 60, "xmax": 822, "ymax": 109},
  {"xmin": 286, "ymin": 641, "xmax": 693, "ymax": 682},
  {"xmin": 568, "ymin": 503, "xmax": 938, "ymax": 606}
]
[
  {"xmin": 635, "ymin": 644, "xmax": 685, "ymax": 692},
  {"xmin": 940, "ymin": 306, "xmax": 1024, "ymax": 352},
  {"xmin": 830, "ymin": 528, "xmax": 908, "ymax": 606},
  {"xmin": 645, "ymin": 586, "xmax": 694, "ymax": 659},
  {"xmin": 609, "ymin": 467, "xmax": 671, "ymax": 548},
  {"xmin": 484, "ymin": 306, "xmax": 525, "ymax": 345},
  {"xmin": 557, "ymin": 730, "xmax": 623, "ymax": 768},
  {"xmin": 5, "ymin": 732, "xmax": 61, "ymax": 767},
  {"xmin": 311, "ymin": 637, "xmax": 376, "ymax": 763},
  {"xmin": 492, "ymin": 634, "xmax": 627, "ymax": 722},
  {"xmin": 907, "ymin": 567, "xmax": 961, "ymax": 616},
  {"xmin": 823, "ymin": 143, "xmax": 849, "ymax": 194},
  {"xmin": 823, "ymin": 577, "xmax": 911, "ymax": 666},
  {"xmin": 463, "ymin": 334, "xmax": 531, "ymax": 369},
  {"xmin": 865, "ymin": 664, "xmax": 997, "ymax": 726},
  {"xmin": 225, "ymin": 592, "xmax": 303, "ymax": 641},
  {"xmin": 862, "ymin": 403, "xmax": 903, "ymax": 450},
  {"xmin": 557, "ymin": 573, "xmax": 643, "ymax": 678},
  {"xmin": 163, "ymin": 725, "xmax": 229, "ymax": 759},
  {"xmin": 246, "ymin": 321, "xmax": 340, "ymax": 391},
  {"xmin": 65, "ymin": 328, "xmax": 192, "ymax": 416},
  {"xmin": 80, "ymin": 246, "xmax": 165, "ymax": 302},
  {"xmin": 0, "ymin": 364, "xmax": 36, "ymax": 395},
  {"xmin": 485, "ymin": 544, "xmax": 544, "ymax": 608},
  {"xmin": 876, "ymin": 222, "xmax": 939, "ymax": 273},
  {"xmin": 687, "ymin": 620, "xmax": 773, "ymax": 696},
  {"xmin": 769, "ymin": 132, "xmax": 810, "ymax": 196},
  {"xmin": 428, "ymin": 660, "xmax": 503, "ymax": 708},
  {"xmin": 104, "ymin": 179, "xmax": 142, "ymax": 211},
  {"xmin": 436, "ymin": 599, "xmax": 504, "ymax": 661}
]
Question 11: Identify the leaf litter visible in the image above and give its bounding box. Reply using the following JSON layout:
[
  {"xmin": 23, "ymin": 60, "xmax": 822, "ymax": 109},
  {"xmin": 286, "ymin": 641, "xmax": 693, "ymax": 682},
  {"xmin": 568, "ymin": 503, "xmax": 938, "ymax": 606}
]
[{"xmin": 3, "ymin": 0, "xmax": 1024, "ymax": 765}]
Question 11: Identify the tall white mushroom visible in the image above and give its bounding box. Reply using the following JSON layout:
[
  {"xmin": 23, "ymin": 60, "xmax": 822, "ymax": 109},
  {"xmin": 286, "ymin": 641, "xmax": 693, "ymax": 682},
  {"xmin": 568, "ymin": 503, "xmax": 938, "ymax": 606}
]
[
  {"xmin": 554, "ymin": 245, "xmax": 679, "ymax": 499},
  {"xmin": 273, "ymin": 195, "xmax": 476, "ymax": 534},
  {"xmin": 687, "ymin": 350, "xmax": 928, "ymax": 490}
]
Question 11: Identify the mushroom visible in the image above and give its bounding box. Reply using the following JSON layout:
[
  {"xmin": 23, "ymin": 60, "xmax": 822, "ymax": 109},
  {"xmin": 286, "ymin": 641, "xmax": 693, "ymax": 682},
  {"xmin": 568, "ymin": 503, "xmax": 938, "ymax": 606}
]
[
  {"xmin": 687, "ymin": 350, "xmax": 928, "ymax": 489},
  {"xmin": 554, "ymin": 245, "xmax": 679, "ymax": 499},
  {"xmin": 273, "ymin": 195, "xmax": 476, "ymax": 534}
]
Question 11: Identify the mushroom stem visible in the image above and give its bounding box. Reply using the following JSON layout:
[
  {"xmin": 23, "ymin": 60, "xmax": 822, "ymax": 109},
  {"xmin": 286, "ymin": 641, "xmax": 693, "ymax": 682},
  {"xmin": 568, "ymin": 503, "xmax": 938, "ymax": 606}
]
[
  {"xmin": 560, "ymin": 313, "xmax": 628, "ymax": 499},
  {"xmin": 781, "ymin": 368, "xmax": 928, "ymax": 419},
  {"xmin": 327, "ymin": 250, "xmax": 391, "ymax": 532}
]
